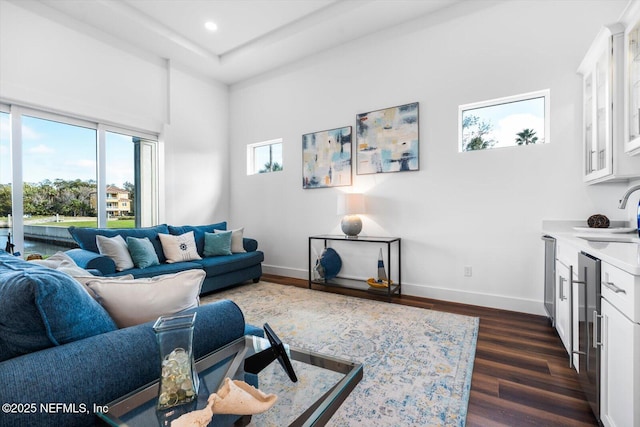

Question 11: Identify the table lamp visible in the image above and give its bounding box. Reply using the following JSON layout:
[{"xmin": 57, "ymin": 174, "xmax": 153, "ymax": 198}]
[{"xmin": 337, "ymin": 193, "xmax": 365, "ymax": 238}]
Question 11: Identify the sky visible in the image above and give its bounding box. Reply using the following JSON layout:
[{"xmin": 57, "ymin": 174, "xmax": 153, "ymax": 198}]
[
  {"xmin": 462, "ymin": 96, "xmax": 546, "ymax": 149},
  {"xmin": 0, "ymin": 112, "xmax": 134, "ymax": 188}
]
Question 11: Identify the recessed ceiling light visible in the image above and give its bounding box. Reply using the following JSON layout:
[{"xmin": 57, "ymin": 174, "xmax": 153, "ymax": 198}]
[{"xmin": 205, "ymin": 21, "xmax": 218, "ymax": 32}]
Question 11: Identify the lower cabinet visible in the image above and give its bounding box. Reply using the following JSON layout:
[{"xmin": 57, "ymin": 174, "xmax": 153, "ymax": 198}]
[
  {"xmin": 600, "ymin": 295, "xmax": 640, "ymax": 427},
  {"xmin": 555, "ymin": 261, "xmax": 572, "ymax": 356}
]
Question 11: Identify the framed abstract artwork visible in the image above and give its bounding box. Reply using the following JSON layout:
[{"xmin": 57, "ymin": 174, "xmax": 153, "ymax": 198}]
[
  {"xmin": 356, "ymin": 102, "xmax": 419, "ymax": 174},
  {"xmin": 302, "ymin": 126, "xmax": 352, "ymax": 189}
]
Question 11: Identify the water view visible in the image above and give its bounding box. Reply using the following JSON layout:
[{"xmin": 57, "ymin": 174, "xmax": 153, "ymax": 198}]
[{"xmin": 0, "ymin": 227, "xmax": 76, "ymax": 257}]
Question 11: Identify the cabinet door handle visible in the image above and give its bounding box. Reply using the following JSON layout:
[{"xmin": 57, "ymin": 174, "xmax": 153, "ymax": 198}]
[
  {"xmin": 603, "ymin": 281, "xmax": 626, "ymax": 294},
  {"xmin": 593, "ymin": 310, "xmax": 603, "ymax": 349},
  {"xmin": 559, "ymin": 276, "xmax": 566, "ymax": 300}
]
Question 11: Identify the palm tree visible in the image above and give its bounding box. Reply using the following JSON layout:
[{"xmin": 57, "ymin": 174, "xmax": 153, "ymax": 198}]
[
  {"xmin": 259, "ymin": 161, "xmax": 283, "ymax": 173},
  {"xmin": 515, "ymin": 129, "xmax": 538, "ymax": 145}
]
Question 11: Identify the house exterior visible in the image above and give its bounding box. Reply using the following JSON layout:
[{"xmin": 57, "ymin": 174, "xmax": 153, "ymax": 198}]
[
  {"xmin": 105, "ymin": 186, "xmax": 130, "ymax": 218},
  {"xmin": 88, "ymin": 186, "xmax": 131, "ymax": 218}
]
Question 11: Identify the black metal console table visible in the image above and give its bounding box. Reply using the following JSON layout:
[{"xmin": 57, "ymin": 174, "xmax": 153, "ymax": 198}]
[{"xmin": 308, "ymin": 235, "xmax": 401, "ymax": 299}]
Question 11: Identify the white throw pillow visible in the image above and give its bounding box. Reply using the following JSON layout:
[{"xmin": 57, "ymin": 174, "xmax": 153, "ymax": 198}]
[
  {"xmin": 30, "ymin": 251, "xmax": 92, "ymax": 277},
  {"xmin": 215, "ymin": 227, "xmax": 246, "ymax": 253},
  {"xmin": 96, "ymin": 235, "xmax": 135, "ymax": 271},
  {"xmin": 72, "ymin": 274, "xmax": 135, "ymax": 299},
  {"xmin": 28, "ymin": 251, "xmax": 78, "ymax": 269},
  {"xmin": 158, "ymin": 231, "xmax": 202, "ymax": 263},
  {"xmin": 86, "ymin": 269, "xmax": 205, "ymax": 328}
]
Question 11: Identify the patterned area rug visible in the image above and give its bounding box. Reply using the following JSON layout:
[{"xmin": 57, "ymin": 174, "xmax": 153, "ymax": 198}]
[{"xmin": 201, "ymin": 282, "xmax": 479, "ymax": 426}]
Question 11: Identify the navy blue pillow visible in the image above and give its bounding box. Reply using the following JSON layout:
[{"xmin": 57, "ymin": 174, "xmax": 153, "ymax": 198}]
[{"xmin": 0, "ymin": 267, "xmax": 117, "ymax": 362}]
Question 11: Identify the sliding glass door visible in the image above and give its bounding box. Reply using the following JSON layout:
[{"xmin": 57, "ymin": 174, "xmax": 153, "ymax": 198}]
[
  {"xmin": 1, "ymin": 104, "xmax": 158, "ymax": 257},
  {"xmin": 0, "ymin": 109, "xmax": 11, "ymax": 253}
]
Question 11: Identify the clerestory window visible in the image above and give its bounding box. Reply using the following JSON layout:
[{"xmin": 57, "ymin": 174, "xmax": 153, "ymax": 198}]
[
  {"xmin": 458, "ymin": 89, "xmax": 550, "ymax": 152},
  {"xmin": 247, "ymin": 138, "xmax": 283, "ymax": 175}
]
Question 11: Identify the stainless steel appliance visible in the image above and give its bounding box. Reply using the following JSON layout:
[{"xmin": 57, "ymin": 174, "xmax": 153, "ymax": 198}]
[
  {"xmin": 576, "ymin": 251, "xmax": 601, "ymax": 421},
  {"xmin": 541, "ymin": 235, "xmax": 556, "ymax": 324}
]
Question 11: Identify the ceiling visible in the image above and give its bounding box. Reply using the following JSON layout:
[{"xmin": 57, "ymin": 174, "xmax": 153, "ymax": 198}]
[{"xmin": 15, "ymin": 0, "xmax": 461, "ymax": 85}]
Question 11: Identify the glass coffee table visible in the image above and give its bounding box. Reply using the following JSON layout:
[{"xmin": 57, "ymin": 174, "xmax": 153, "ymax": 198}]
[{"xmin": 96, "ymin": 335, "xmax": 363, "ymax": 427}]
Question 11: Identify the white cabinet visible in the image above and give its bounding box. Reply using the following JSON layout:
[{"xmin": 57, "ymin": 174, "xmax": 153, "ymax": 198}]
[
  {"xmin": 555, "ymin": 261, "xmax": 572, "ymax": 355},
  {"xmin": 624, "ymin": 0, "xmax": 640, "ymax": 155},
  {"xmin": 578, "ymin": 23, "xmax": 640, "ymax": 183},
  {"xmin": 600, "ymin": 262, "xmax": 640, "ymax": 427}
]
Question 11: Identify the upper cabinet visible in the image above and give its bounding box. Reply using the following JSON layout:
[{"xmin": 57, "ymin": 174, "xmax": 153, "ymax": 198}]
[
  {"xmin": 578, "ymin": 22, "xmax": 640, "ymax": 184},
  {"xmin": 625, "ymin": 1, "xmax": 640, "ymax": 155}
]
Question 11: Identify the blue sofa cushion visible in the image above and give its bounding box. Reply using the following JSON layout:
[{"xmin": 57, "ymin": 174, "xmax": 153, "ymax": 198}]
[
  {"xmin": 68, "ymin": 224, "xmax": 170, "ymax": 263},
  {"xmin": 0, "ymin": 252, "xmax": 117, "ymax": 362},
  {"xmin": 242, "ymin": 237, "xmax": 259, "ymax": 253},
  {"xmin": 168, "ymin": 222, "xmax": 227, "ymax": 256},
  {"xmin": 194, "ymin": 251, "xmax": 265, "ymax": 277},
  {"xmin": 65, "ymin": 248, "xmax": 117, "ymax": 275}
]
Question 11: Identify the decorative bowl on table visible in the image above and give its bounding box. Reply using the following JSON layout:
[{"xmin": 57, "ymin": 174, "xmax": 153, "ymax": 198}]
[{"xmin": 367, "ymin": 278, "xmax": 392, "ymax": 289}]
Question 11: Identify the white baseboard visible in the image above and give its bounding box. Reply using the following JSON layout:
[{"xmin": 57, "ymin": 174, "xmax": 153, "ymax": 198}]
[{"xmin": 262, "ymin": 264, "xmax": 546, "ymax": 316}]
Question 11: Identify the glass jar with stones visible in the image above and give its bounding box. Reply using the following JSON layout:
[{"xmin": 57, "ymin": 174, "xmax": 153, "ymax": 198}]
[{"xmin": 153, "ymin": 313, "xmax": 199, "ymax": 410}]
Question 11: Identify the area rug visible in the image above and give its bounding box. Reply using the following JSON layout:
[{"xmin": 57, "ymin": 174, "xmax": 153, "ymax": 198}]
[{"xmin": 201, "ymin": 282, "xmax": 479, "ymax": 426}]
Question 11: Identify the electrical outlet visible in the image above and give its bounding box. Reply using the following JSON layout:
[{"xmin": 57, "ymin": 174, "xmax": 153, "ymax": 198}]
[{"xmin": 464, "ymin": 266, "xmax": 472, "ymax": 277}]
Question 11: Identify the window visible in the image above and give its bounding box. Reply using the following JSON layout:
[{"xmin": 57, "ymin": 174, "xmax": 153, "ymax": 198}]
[
  {"xmin": 458, "ymin": 89, "xmax": 550, "ymax": 152},
  {"xmin": 1, "ymin": 104, "xmax": 158, "ymax": 256},
  {"xmin": 0, "ymin": 109, "xmax": 11, "ymax": 253},
  {"xmin": 247, "ymin": 139, "xmax": 283, "ymax": 175}
]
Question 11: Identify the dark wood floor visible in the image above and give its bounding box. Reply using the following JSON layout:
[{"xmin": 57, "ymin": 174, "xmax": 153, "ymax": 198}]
[{"xmin": 261, "ymin": 274, "xmax": 599, "ymax": 427}]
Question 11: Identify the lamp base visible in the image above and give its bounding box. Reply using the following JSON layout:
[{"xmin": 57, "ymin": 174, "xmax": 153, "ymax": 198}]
[{"xmin": 341, "ymin": 215, "xmax": 362, "ymax": 238}]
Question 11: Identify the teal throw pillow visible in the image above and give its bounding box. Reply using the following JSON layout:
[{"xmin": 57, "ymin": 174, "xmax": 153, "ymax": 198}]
[
  {"xmin": 126, "ymin": 236, "xmax": 160, "ymax": 269},
  {"xmin": 204, "ymin": 231, "xmax": 232, "ymax": 257}
]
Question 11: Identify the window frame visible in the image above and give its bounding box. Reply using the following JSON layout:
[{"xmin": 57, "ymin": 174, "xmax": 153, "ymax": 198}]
[
  {"xmin": 458, "ymin": 89, "xmax": 550, "ymax": 152},
  {"xmin": 0, "ymin": 102, "xmax": 159, "ymax": 254},
  {"xmin": 246, "ymin": 138, "xmax": 283, "ymax": 175}
]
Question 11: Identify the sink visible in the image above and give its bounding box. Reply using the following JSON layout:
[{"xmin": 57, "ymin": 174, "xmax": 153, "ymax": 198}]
[{"xmin": 578, "ymin": 235, "xmax": 640, "ymax": 244}]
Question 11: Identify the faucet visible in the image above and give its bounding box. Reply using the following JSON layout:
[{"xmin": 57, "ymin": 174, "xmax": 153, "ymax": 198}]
[{"xmin": 618, "ymin": 184, "xmax": 640, "ymax": 209}]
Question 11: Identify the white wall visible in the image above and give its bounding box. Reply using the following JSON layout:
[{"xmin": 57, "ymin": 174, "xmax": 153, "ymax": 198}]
[
  {"xmin": 229, "ymin": 0, "xmax": 633, "ymax": 314},
  {"xmin": 163, "ymin": 66, "xmax": 230, "ymax": 225},
  {"xmin": 0, "ymin": 1, "xmax": 230, "ymax": 226}
]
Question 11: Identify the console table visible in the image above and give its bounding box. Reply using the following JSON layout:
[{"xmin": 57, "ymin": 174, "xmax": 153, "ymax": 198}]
[{"xmin": 308, "ymin": 235, "xmax": 401, "ymax": 299}]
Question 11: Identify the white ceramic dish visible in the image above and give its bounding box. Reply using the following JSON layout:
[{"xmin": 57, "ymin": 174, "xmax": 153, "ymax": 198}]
[{"xmin": 573, "ymin": 227, "xmax": 637, "ymax": 234}]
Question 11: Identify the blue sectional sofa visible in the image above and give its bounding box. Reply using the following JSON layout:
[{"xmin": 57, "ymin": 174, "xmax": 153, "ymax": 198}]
[
  {"xmin": 65, "ymin": 221, "xmax": 264, "ymax": 294},
  {"xmin": 0, "ymin": 249, "xmax": 262, "ymax": 427}
]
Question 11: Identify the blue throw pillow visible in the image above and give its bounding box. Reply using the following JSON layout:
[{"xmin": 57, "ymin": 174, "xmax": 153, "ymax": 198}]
[
  {"xmin": 127, "ymin": 236, "xmax": 160, "ymax": 268},
  {"xmin": 204, "ymin": 231, "xmax": 232, "ymax": 257},
  {"xmin": 0, "ymin": 267, "xmax": 117, "ymax": 362}
]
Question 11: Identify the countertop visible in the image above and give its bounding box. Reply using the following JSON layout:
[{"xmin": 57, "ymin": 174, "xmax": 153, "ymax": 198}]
[{"xmin": 542, "ymin": 220, "xmax": 640, "ymax": 276}]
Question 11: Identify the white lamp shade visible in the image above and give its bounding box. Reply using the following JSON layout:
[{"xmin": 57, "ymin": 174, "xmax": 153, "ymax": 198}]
[{"xmin": 337, "ymin": 193, "xmax": 365, "ymax": 215}]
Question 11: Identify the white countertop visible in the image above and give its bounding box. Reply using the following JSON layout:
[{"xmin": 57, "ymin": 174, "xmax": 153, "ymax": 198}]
[{"xmin": 542, "ymin": 220, "xmax": 640, "ymax": 276}]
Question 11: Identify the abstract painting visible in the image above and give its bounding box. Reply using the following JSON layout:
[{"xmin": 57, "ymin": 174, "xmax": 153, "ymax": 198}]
[
  {"xmin": 356, "ymin": 102, "xmax": 419, "ymax": 174},
  {"xmin": 302, "ymin": 126, "xmax": 352, "ymax": 189}
]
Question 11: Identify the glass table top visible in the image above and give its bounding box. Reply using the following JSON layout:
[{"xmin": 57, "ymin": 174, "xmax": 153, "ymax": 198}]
[{"xmin": 96, "ymin": 335, "xmax": 363, "ymax": 427}]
